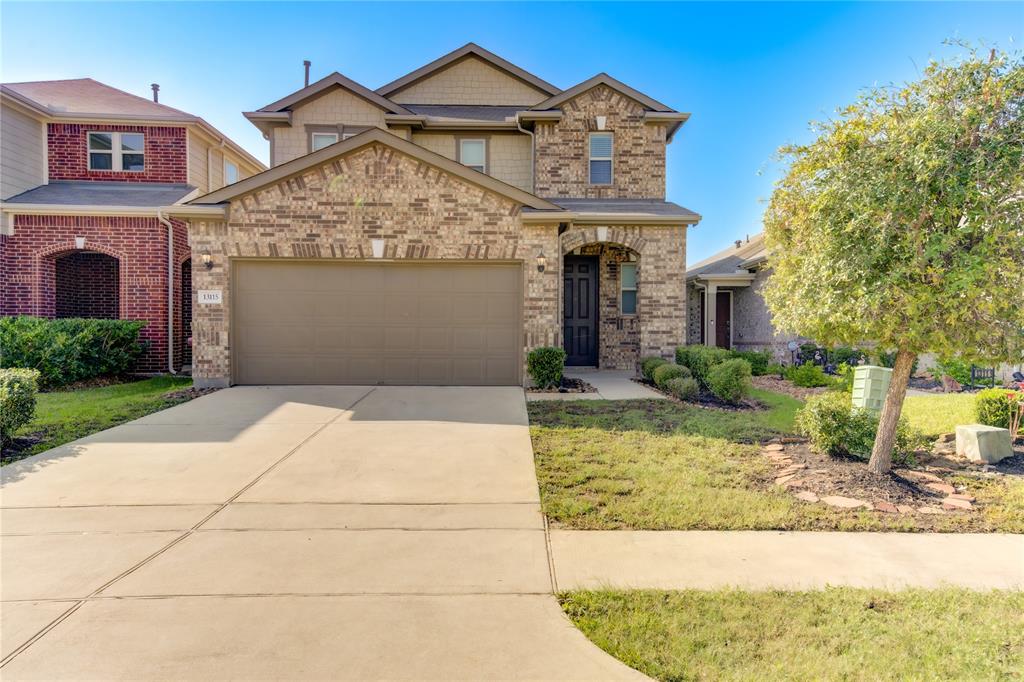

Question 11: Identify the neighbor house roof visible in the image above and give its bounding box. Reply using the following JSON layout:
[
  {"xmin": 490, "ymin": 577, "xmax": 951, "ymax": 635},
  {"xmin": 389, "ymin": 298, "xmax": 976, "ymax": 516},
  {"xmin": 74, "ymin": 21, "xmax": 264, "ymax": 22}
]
[
  {"xmin": 188, "ymin": 127, "xmax": 561, "ymax": 210},
  {"xmin": 376, "ymin": 42, "xmax": 561, "ymax": 99},
  {"xmin": 1, "ymin": 78, "xmax": 265, "ymax": 171},
  {"xmin": 687, "ymin": 233, "xmax": 767, "ymax": 280},
  {"xmin": 3, "ymin": 181, "xmax": 195, "ymax": 207}
]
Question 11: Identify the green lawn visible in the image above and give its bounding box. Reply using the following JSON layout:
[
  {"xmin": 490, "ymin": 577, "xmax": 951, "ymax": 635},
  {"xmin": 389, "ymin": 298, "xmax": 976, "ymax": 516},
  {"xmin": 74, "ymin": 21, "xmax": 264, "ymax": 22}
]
[
  {"xmin": 3, "ymin": 376, "xmax": 195, "ymax": 464},
  {"xmin": 902, "ymin": 392, "xmax": 977, "ymax": 438},
  {"xmin": 528, "ymin": 396, "xmax": 1022, "ymax": 532},
  {"xmin": 561, "ymin": 588, "xmax": 1024, "ymax": 681}
]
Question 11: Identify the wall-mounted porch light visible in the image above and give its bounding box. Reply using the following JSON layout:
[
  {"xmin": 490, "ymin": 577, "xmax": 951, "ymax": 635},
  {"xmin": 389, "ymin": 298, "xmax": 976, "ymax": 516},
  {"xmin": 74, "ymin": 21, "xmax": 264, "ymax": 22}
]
[
  {"xmin": 536, "ymin": 251, "xmax": 547, "ymax": 273},
  {"xmin": 201, "ymin": 252, "xmax": 213, "ymax": 269}
]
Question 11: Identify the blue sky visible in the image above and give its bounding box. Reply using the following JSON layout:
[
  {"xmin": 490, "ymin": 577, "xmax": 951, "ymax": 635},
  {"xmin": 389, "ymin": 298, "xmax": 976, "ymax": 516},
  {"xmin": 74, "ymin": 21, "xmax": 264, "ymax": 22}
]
[{"xmin": 2, "ymin": 2, "xmax": 1020, "ymax": 263}]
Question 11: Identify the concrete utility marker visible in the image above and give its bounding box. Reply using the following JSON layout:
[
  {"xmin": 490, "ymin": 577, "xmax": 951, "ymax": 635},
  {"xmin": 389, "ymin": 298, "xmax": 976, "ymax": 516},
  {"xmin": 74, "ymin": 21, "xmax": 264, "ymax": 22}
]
[{"xmin": 550, "ymin": 530, "xmax": 1024, "ymax": 591}]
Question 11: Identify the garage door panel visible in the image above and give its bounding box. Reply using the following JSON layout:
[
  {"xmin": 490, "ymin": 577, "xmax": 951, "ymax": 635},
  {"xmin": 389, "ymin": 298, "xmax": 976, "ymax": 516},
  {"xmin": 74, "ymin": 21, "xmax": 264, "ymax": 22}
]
[{"xmin": 233, "ymin": 261, "xmax": 521, "ymax": 385}]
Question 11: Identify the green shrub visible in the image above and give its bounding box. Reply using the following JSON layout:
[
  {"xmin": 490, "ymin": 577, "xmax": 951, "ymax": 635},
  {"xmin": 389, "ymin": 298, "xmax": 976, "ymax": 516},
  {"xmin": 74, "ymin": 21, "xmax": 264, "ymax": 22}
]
[
  {"xmin": 834, "ymin": 362, "xmax": 855, "ymax": 393},
  {"xmin": 975, "ymin": 388, "xmax": 1018, "ymax": 429},
  {"xmin": 641, "ymin": 356, "xmax": 668, "ymax": 382},
  {"xmin": 0, "ymin": 368, "xmax": 39, "ymax": 444},
  {"xmin": 830, "ymin": 346, "xmax": 867, "ymax": 366},
  {"xmin": 676, "ymin": 345, "xmax": 732, "ymax": 385},
  {"xmin": 665, "ymin": 376, "xmax": 700, "ymax": 402},
  {"xmin": 706, "ymin": 358, "xmax": 752, "ymax": 404},
  {"xmin": 928, "ymin": 356, "xmax": 972, "ymax": 385},
  {"xmin": 731, "ymin": 349, "xmax": 772, "ymax": 376},
  {"xmin": 784, "ymin": 362, "xmax": 832, "ymax": 388},
  {"xmin": 527, "ymin": 346, "xmax": 567, "ymax": 389},
  {"xmin": 765, "ymin": 362, "xmax": 785, "ymax": 376},
  {"xmin": 653, "ymin": 363, "xmax": 689, "ymax": 389},
  {"xmin": 795, "ymin": 392, "xmax": 924, "ymax": 465},
  {"xmin": 0, "ymin": 316, "xmax": 146, "ymax": 388}
]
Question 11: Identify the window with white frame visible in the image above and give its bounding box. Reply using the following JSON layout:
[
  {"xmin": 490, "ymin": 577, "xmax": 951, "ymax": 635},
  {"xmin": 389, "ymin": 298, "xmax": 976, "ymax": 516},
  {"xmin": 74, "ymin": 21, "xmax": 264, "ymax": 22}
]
[
  {"xmin": 620, "ymin": 262, "xmax": 637, "ymax": 314},
  {"xmin": 224, "ymin": 160, "xmax": 239, "ymax": 185},
  {"xmin": 589, "ymin": 132, "xmax": 612, "ymax": 184},
  {"xmin": 88, "ymin": 132, "xmax": 145, "ymax": 171},
  {"xmin": 311, "ymin": 132, "xmax": 339, "ymax": 151},
  {"xmin": 458, "ymin": 138, "xmax": 487, "ymax": 173}
]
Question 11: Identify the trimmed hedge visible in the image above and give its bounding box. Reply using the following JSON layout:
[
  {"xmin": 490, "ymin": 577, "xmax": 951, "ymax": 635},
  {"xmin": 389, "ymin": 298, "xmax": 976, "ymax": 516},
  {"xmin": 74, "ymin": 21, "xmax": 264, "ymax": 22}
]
[
  {"xmin": 653, "ymin": 363, "xmax": 689, "ymax": 389},
  {"xmin": 0, "ymin": 316, "xmax": 147, "ymax": 388},
  {"xmin": 975, "ymin": 388, "xmax": 1019, "ymax": 430},
  {"xmin": 707, "ymin": 358, "xmax": 752, "ymax": 404},
  {"xmin": 641, "ymin": 356, "xmax": 669, "ymax": 382},
  {"xmin": 527, "ymin": 346, "xmax": 567, "ymax": 389},
  {"xmin": 675, "ymin": 345, "xmax": 732, "ymax": 386},
  {"xmin": 0, "ymin": 368, "xmax": 39, "ymax": 444},
  {"xmin": 731, "ymin": 349, "xmax": 772, "ymax": 376},
  {"xmin": 784, "ymin": 362, "xmax": 832, "ymax": 388},
  {"xmin": 665, "ymin": 376, "xmax": 699, "ymax": 402}
]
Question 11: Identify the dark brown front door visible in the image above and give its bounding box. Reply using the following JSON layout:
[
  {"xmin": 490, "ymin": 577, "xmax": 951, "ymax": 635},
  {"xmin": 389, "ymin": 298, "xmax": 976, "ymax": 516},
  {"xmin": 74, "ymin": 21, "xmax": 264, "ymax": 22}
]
[
  {"xmin": 715, "ymin": 291, "xmax": 731, "ymax": 349},
  {"xmin": 563, "ymin": 256, "xmax": 598, "ymax": 366}
]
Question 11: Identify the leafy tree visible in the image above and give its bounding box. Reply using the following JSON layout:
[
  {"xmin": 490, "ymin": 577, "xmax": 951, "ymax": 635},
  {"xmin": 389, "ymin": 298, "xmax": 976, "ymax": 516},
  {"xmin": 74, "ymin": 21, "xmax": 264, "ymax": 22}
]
[{"xmin": 763, "ymin": 44, "xmax": 1024, "ymax": 474}]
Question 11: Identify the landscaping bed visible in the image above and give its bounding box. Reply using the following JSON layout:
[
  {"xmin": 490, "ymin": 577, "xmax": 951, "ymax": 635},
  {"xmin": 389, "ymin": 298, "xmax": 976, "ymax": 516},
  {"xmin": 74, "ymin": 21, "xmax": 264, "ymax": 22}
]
[
  {"xmin": 528, "ymin": 398, "xmax": 1023, "ymax": 532},
  {"xmin": 2, "ymin": 376, "xmax": 210, "ymax": 465},
  {"xmin": 752, "ymin": 374, "xmax": 829, "ymax": 401},
  {"xmin": 560, "ymin": 588, "xmax": 1024, "ymax": 681},
  {"xmin": 526, "ymin": 376, "xmax": 597, "ymax": 394}
]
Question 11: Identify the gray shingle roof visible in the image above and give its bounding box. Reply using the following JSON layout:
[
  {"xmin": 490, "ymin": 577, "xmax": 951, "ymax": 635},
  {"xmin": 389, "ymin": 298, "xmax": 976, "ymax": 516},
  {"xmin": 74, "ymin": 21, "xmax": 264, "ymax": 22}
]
[
  {"xmin": 3, "ymin": 78, "xmax": 193, "ymax": 118},
  {"xmin": 402, "ymin": 104, "xmax": 525, "ymax": 121},
  {"xmin": 4, "ymin": 182, "xmax": 195, "ymax": 207},
  {"xmin": 686, "ymin": 254, "xmax": 748, "ymax": 277},
  {"xmin": 525, "ymin": 197, "xmax": 699, "ymax": 218}
]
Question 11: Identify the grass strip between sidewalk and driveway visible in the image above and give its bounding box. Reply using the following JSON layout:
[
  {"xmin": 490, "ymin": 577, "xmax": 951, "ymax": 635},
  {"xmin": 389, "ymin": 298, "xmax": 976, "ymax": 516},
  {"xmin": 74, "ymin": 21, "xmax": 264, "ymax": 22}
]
[
  {"xmin": 3, "ymin": 376, "xmax": 196, "ymax": 465},
  {"xmin": 560, "ymin": 588, "xmax": 1024, "ymax": 681},
  {"xmin": 528, "ymin": 397, "xmax": 1023, "ymax": 532}
]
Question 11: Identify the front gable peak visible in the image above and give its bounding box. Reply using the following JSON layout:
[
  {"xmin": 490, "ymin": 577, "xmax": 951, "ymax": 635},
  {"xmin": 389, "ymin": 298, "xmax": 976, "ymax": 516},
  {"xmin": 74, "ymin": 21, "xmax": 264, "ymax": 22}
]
[{"xmin": 530, "ymin": 73, "xmax": 674, "ymax": 113}]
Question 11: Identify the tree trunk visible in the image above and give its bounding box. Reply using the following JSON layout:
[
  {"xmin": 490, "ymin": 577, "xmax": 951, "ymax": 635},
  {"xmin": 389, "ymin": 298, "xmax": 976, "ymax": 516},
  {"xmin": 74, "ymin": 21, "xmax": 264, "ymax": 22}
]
[{"xmin": 867, "ymin": 348, "xmax": 916, "ymax": 475}]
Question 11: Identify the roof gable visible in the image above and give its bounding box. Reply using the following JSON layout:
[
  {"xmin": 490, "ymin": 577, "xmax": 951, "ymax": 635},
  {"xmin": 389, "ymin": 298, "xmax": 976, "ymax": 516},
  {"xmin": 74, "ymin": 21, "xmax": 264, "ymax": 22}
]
[
  {"xmin": 257, "ymin": 72, "xmax": 412, "ymax": 115},
  {"xmin": 530, "ymin": 73, "xmax": 674, "ymax": 112},
  {"xmin": 189, "ymin": 127, "xmax": 560, "ymax": 210},
  {"xmin": 376, "ymin": 43, "xmax": 560, "ymax": 102}
]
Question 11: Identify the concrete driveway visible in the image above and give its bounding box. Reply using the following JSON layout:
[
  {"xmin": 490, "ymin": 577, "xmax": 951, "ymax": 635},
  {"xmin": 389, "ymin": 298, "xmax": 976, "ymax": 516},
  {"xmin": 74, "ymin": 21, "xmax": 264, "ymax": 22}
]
[{"xmin": 1, "ymin": 386, "xmax": 643, "ymax": 680}]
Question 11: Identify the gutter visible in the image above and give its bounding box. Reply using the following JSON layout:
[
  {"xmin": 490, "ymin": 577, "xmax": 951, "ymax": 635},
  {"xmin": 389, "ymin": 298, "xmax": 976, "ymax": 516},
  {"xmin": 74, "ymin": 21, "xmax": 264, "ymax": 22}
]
[{"xmin": 156, "ymin": 208, "xmax": 177, "ymax": 376}]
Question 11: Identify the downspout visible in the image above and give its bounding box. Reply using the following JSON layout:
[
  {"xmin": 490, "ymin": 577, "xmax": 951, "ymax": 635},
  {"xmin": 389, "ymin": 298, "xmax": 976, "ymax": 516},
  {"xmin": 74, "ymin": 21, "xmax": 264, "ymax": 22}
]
[
  {"xmin": 515, "ymin": 113, "xmax": 535, "ymax": 195},
  {"xmin": 157, "ymin": 208, "xmax": 176, "ymax": 375}
]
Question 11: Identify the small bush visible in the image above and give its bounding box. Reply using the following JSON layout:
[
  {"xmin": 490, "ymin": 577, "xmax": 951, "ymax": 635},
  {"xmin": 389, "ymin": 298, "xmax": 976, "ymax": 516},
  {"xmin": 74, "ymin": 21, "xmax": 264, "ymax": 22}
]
[
  {"xmin": 731, "ymin": 349, "xmax": 772, "ymax": 376},
  {"xmin": 527, "ymin": 346, "xmax": 567, "ymax": 389},
  {"xmin": 641, "ymin": 356, "xmax": 668, "ymax": 382},
  {"xmin": 676, "ymin": 345, "xmax": 732, "ymax": 385},
  {"xmin": 975, "ymin": 388, "xmax": 1017, "ymax": 429},
  {"xmin": 653, "ymin": 363, "xmax": 689, "ymax": 389},
  {"xmin": 0, "ymin": 316, "xmax": 146, "ymax": 388},
  {"xmin": 796, "ymin": 392, "xmax": 924, "ymax": 465},
  {"xmin": 0, "ymin": 368, "xmax": 40, "ymax": 444},
  {"xmin": 785, "ymin": 362, "xmax": 832, "ymax": 388},
  {"xmin": 765, "ymin": 362, "xmax": 785, "ymax": 376},
  {"xmin": 707, "ymin": 358, "xmax": 752, "ymax": 404},
  {"xmin": 830, "ymin": 346, "xmax": 867, "ymax": 367},
  {"xmin": 834, "ymin": 362, "xmax": 855, "ymax": 392},
  {"xmin": 665, "ymin": 376, "xmax": 700, "ymax": 402}
]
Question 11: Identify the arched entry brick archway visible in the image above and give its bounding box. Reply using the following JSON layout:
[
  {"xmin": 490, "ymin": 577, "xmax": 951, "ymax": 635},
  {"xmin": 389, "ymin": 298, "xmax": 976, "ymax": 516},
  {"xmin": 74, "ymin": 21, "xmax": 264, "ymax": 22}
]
[{"xmin": 51, "ymin": 251, "xmax": 121, "ymax": 319}]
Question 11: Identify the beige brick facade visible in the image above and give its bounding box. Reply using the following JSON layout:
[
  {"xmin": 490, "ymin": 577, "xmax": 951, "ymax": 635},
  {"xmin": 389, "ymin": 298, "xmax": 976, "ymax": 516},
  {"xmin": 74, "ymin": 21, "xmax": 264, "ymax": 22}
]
[
  {"xmin": 388, "ymin": 56, "xmax": 548, "ymax": 106},
  {"xmin": 534, "ymin": 85, "xmax": 667, "ymax": 199}
]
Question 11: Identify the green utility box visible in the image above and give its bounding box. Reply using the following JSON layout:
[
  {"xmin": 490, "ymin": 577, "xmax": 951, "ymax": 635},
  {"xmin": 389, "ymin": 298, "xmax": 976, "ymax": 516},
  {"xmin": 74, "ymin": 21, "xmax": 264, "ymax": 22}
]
[{"xmin": 852, "ymin": 365, "xmax": 892, "ymax": 412}]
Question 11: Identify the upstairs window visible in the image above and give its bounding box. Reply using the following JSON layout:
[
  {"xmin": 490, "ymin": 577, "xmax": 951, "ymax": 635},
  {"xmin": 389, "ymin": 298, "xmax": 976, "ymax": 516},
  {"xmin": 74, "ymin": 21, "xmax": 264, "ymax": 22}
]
[
  {"xmin": 458, "ymin": 138, "xmax": 487, "ymax": 173},
  {"xmin": 88, "ymin": 132, "xmax": 145, "ymax": 171},
  {"xmin": 620, "ymin": 262, "xmax": 637, "ymax": 314},
  {"xmin": 224, "ymin": 160, "xmax": 239, "ymax": 185},
  {"xmin": 589, "ymin": 132, "xmax": 613, "ymax": 185},
  {"xmin": 311, "ymin": 132, "xmax": 339, "ymax": 151}
]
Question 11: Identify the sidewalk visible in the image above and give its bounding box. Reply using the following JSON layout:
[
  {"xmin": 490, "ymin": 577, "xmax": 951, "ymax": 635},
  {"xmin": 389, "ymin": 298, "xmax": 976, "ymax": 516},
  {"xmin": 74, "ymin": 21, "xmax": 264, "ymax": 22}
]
[
  {"xmin": 527, "ymin": 369, "xmax": 665, "ymax": 401},
  {"xmin": 551, "ymin": 530, "xmax": 1024, "ymax": 591}
]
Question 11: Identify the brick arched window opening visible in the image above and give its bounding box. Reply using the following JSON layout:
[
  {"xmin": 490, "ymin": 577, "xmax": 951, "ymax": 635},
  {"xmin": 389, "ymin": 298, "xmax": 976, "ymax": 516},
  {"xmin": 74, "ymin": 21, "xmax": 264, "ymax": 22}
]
[{"xmin": 52, "ymin": 251, "xmax": 120, "ymax": 319}]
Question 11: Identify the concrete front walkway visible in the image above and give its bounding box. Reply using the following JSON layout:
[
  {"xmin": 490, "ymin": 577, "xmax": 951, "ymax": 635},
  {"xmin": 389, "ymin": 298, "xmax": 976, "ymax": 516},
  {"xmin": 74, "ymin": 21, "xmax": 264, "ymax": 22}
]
[
  {"xmin": 526, "ymin": 369, "xmax": 665, "ymax": 401},
  {"xmin": 551, "ymin": 530, "xmax": 1024, "ymax": 591},
  {"xmin": 0, "ymin": 386, "xmax": 644, "ymax": 680}
]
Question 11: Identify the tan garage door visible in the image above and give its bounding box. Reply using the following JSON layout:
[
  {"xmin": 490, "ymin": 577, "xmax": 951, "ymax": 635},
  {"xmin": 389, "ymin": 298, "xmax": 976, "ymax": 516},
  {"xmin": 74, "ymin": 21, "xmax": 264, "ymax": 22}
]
[{"xmin": 232, "ymin": 260, "xmax": 522, "ymax": 385}]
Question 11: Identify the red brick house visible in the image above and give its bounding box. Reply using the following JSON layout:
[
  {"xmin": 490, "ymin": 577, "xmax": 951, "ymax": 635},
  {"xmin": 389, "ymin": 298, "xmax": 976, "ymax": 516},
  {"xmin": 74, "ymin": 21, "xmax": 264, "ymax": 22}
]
[{"xmin": 1, "ymin": 79, "xmax": 264, "ymax": 372}]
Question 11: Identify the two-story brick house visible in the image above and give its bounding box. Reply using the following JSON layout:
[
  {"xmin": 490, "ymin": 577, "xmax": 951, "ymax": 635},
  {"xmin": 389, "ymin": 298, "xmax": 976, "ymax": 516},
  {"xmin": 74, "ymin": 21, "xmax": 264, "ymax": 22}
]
[
  {"xmin": 0, "ymin": 78, "xmax": 264, "ymax": 372},
  {"xmin": 169, "ymin": 43, "xmax": 700, "ymax": 387}
]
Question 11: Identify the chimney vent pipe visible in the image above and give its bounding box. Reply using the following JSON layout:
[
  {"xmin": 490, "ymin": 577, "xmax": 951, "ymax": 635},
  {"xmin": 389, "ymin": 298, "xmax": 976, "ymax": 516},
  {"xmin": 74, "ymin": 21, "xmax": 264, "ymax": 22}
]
[
  {"xmin": 303, "ymin": 60, "xmax": 311, "ymax": 87},
  {"xmin": 151, "ymin": 83, "xmax": 159, "ymax": 103}
]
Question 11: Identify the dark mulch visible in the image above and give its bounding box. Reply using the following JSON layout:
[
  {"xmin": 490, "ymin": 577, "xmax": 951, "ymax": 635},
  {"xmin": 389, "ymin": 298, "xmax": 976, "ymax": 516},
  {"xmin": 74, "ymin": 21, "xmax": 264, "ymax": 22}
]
[
  {"xmin": 633, "ymin": 378, "xmax": 765, "ymax": 412},
  {"xmin": 908, "ymin": 376, "xmax": 944, "ymax": 392},
  {"xmin": 527, "ymin": 376, "xmax": 597, "ymax": 394}
]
